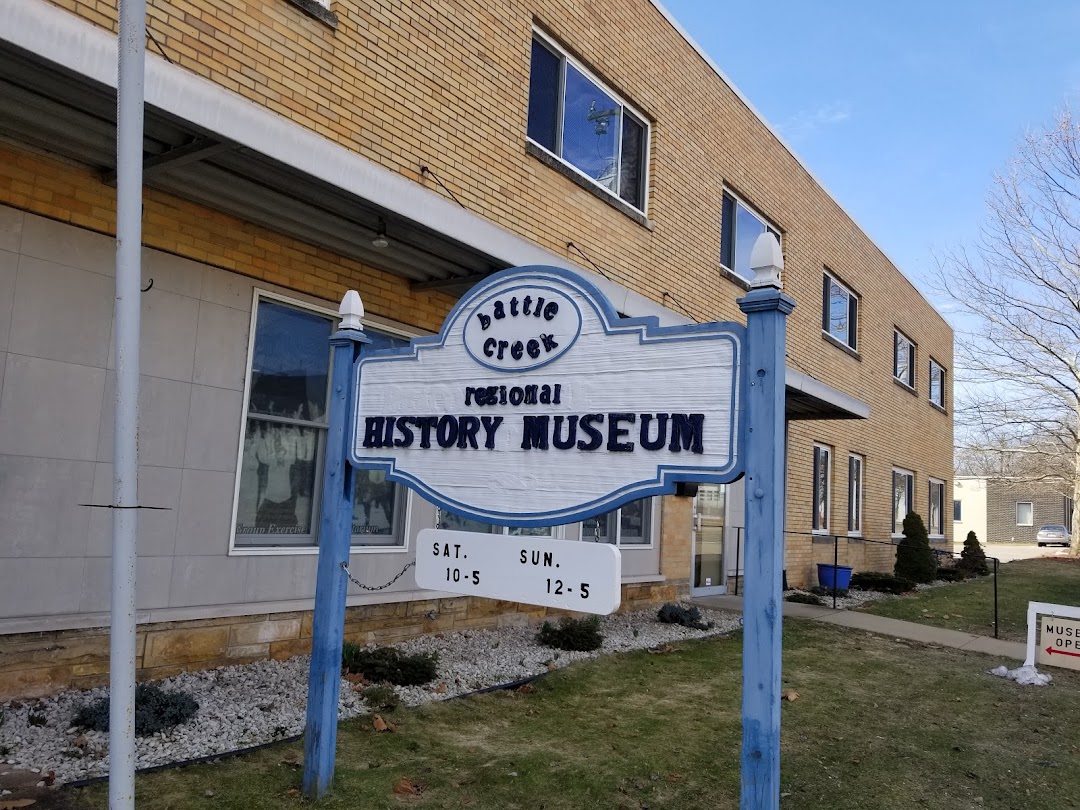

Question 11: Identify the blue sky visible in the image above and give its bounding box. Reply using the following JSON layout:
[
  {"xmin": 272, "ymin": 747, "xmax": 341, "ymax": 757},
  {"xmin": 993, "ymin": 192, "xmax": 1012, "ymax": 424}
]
[{"xmin": 661, "ymin": 1, "xmax": 1080, "ymax": 314}]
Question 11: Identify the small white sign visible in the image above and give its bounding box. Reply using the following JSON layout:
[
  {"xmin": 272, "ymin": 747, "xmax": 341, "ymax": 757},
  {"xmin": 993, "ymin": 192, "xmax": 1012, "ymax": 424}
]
[
  {"xmin": 351, "ymin": 266, "xmax": 743, "ymax": 526},
  {"xmin": 414, "ymin": 528, "xmax": 622, "ymax": 615},
  {"xmin": 1037, "ymin": 615, "xmax": 1080, "ymax": 671}
]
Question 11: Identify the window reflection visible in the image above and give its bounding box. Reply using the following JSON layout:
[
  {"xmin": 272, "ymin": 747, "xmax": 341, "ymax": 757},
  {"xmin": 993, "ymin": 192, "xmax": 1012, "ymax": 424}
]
[
  {"xmin": 562, "ymin": 64, "xmax": 621, "ymax": 193},
  {"xmin": 235, "ymin": 298, "xmax": 410, "ymax": 548},
  {"xmin": 248, "ymin": 301, "xmax": 331, "ymax": 422}
]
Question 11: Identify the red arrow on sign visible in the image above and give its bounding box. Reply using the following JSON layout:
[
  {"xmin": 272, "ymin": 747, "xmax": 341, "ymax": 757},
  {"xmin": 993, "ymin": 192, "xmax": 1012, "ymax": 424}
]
[{"xmin": 1045, "ymin": 646, "xmax": 1080, "ymax": 659}]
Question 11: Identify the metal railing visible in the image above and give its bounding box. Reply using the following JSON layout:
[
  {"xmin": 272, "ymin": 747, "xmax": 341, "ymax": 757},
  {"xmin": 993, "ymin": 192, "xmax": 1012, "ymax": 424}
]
[{"xmin": 726, "ymin": 528, "xmax": 1001, "ymax": 637}]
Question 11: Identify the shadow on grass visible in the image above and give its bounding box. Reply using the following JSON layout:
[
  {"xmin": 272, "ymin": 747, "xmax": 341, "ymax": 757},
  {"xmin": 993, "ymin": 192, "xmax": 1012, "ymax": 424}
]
[
  {"xmin": 65, "ymin": 620, "xmax": 1080, "ymax": 810},
  {"xmin": 860, "ymin": 557, "xmax": 1080, "ymax": 641}
]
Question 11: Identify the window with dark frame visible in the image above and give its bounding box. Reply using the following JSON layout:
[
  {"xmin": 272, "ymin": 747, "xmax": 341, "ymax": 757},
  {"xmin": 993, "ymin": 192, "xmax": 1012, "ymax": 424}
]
[
  {"xmin": 954, "ymin": 499, "xmax": 962, "ymax": 521},
  {"xmin": 928, "ymin": 479, "xmax": 945, "ymax": 536},
  {"xmin": 822, "ymin": 271, "xmax": 858, "ymax": 351},
  {"xmin": 527, "ymin": 34, "xmax": 649, "ymax": 212},
  {"xmin": 582, "ymin": 498, "xmax": 652, "ymax": 545},
  {"xmin": 892, "ymin": 468, "xmax": 914, "ymax": 535},
  {"xmin": 1066, "ymin": 497, "xmax": 1074, "ymax": 533},
  {"xmin": 848, "ymin": 454, "xmax": 863, "ymax": 534},
  {"xmin": 813, "ymin": 444, "xmax": 832, "ymax": 532},
  {"xmin": 721, "ymin": 191, "xmax": 781, "ymax": 282},
  {"xmin": 929, "ymin": 359, "xmax": 945, "ymax": 408},
  {"xmin": 234, "ymin": 297, "xmax": 409, "ymax": 549},
  {"xmin": 894, "ymin": 330, "xmax": 915, "ymax": 388},
  {"xmin": 439, "ymin": 499, "xmax": 652, "ymax": 546}
]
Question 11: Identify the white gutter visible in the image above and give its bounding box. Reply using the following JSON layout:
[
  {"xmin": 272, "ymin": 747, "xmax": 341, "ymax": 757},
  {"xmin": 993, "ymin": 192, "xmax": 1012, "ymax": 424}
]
[{"xmin": 785, "ymin": 368, "xmax": 870, "ymax": 419}]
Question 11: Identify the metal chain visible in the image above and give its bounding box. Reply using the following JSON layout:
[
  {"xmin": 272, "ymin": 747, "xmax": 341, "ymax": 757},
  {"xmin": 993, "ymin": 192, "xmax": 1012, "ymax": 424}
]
[{"xmin": 340, "ymin": 560, "xmax": 415, "ymax": 591}]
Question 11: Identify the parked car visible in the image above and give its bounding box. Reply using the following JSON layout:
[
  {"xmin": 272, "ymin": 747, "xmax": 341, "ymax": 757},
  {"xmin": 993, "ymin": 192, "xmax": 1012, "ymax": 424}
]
[{"xmin": 1036, "ymin": 525, "xmax": 1071, "ymax": 547}]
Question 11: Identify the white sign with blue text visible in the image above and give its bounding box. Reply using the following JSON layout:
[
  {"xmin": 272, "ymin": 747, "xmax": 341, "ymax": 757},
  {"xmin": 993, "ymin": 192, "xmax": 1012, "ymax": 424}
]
[
  {"xmin": 350, "ymin": 266, "xmax": 744, "ymax": 526},
  {"xmin": 415, "ymin": 529, "xmax": 622, "ymax": 614}
]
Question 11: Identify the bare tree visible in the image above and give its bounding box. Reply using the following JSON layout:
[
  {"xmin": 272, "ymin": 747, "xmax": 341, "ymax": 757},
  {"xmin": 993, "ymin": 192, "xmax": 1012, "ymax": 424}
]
[{"xmin": 937, "ymin": 106, "xmax": 1080, "ymax": 554}]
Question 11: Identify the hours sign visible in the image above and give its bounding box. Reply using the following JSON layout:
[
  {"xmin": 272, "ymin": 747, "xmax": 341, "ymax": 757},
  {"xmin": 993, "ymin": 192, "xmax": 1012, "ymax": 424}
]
[{"xmin": 349, "ymin": 266, "xmax": 744, "ymax": 526}]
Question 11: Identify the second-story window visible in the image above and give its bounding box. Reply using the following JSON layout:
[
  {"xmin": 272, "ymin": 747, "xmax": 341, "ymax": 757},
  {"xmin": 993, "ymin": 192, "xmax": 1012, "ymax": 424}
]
[
  {"xmin": 822, "ymin": 270, "xmax": 858, "ymax": 351},
  {"xmin": 929, "ymin": 359, "xmax": 946, "ymax": 409},
  {"xmin": 894, "ymin": 330, "xmax": 916, "ymax": 389},
  {"xmin": 527, "ymin": 33, "xmax": 649, "ymax": 212},
  {"xmin": 721, "ymin": 191, "xmax": 781, "ymax": 282}
]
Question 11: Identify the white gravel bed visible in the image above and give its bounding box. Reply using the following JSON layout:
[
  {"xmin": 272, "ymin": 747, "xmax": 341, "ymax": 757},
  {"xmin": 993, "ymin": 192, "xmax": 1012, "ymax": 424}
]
[
  {"xmin": 784, "ymin": 587, "xmax": 894, "ymax": 610},
  {"xmin": 0, "ymin": 605, "xmax": 739, "ymax": 786},
  {"xmin": 785, "ymin": 576, "xmax": 960, "ymax": 610}
]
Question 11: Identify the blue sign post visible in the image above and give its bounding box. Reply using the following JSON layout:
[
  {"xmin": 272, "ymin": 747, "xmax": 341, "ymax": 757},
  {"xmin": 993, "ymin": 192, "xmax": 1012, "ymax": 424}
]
[
  {"xmin": 737, "ymin": 236, "xmax": 794, "ymax": 809},
  {"xmin": 301, "ymin": 237, "xmax": 791, "ymax": 808},
  {"xmin": 301, "ymin": 293, "xmax": 370, "ymax": 799}
]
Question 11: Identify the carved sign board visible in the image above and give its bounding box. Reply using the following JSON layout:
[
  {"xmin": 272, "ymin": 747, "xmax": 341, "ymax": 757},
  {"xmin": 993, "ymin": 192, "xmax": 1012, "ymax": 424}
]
[
  {"xmin": 350, "ymin": 266, "xmax": 744, "ymax": 526},
  {"xmin": 1036, "ymin": 615, "xmax": 1080, "ymax": 671},
  {"xmin": 414, "ymin": 528, "xmax": 622, "ymax": 614}
]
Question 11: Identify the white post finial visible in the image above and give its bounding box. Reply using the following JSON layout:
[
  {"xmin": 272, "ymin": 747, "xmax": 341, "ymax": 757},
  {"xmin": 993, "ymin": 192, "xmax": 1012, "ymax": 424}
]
[
  {"xmin": 338, "ymin": 290, "xmax": 364, "ymax": 330},
  {"xmin": 749, "ymin": 232, "xmax": 784, "ymax": 289}
]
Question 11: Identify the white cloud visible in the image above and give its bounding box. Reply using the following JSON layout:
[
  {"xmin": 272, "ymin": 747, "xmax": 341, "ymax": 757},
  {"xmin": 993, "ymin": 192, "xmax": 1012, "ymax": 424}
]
[{"xmin": 780, "ymin": 102, "xmax": 851, "ymax": 142}]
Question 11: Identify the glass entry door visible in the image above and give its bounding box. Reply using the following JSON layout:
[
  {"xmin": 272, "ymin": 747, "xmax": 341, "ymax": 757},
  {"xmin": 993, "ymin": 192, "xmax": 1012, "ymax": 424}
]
[{"xmin": 692, "ymin": 484, "xmax": 727, "ymax": 595}]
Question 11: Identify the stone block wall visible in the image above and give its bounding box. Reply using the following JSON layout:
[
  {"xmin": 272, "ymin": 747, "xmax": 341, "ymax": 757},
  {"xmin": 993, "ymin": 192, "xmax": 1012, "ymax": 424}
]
[{"xmin": 0, "ymin": 581, "xmax": 680, "ymax": 701}]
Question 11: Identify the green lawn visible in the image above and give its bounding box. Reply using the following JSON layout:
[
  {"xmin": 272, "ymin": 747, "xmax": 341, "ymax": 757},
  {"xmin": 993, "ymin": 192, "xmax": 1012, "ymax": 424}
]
[
  {"xmin": 66, "ymin": 620, "xmax": 1080, "ymax": 810},
  {"xmin": 860, "ymin": 557, "xmax": 1080, "ymax": 641}
]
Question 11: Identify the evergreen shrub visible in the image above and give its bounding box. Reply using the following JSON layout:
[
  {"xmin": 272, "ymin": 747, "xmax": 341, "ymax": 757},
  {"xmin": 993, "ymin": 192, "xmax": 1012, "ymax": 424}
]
[
  {"xmin": 958, "ymin": 530, "xmax": 990, "ymax": 577},
  {"xmin": 785, "ymin": 592, "xmax": 825, "ymax": 606},
  {"xmin": 809, "ymin": 585, "xmax": 849, "ymax": 598},
  {"xmin": 935, "ymin": 566, "xmax": 969, "ymax": 583},
  {"xmin": 73, "ymin": 684, "xmax": 198, "ymax": 736},
  {"xmin": 341, "ymin": 644, "xmax": 439, "ymax": 686},
  {"xmin": 657, "ymin": 602, "xmax": 714, "ymax": 630},
  {"xmin": 894, "ymin": 511, "xmax": 939, "ymax": 584},
  {"xmin": 849, "ymin": 572, "xmax": 916, "ymax": 594},
  {"xmin": 536, "ymin": 616, "xmax": 603, "ymax": 652}
]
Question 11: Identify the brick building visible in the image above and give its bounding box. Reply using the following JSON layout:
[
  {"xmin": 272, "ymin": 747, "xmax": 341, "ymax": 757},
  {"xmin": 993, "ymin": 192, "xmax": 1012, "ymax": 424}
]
[
  {"xmin": 954, "ymin": 476, "xmax": 1073, "ymax": 545},
  {"xmin": 0, "ymin": 0, "xmax": 952, "ymax": 698}
]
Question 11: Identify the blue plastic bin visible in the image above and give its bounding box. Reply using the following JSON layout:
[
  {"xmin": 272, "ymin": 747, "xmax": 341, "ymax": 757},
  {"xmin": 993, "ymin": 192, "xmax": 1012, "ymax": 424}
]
[{"xmin": 817, "ymin": 563, "xmax": 853, "ymax": 591}]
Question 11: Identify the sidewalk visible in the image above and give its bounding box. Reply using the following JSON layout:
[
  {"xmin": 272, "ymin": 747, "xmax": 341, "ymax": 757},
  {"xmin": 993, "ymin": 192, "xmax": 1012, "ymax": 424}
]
[{"xmin": 695, "ymin": 594, "xmax": 1026, "ymax": 661}]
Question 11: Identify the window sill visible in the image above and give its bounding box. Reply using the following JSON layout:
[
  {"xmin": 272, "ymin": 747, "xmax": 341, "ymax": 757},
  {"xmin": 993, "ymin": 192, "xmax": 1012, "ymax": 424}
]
[
  {"xmin": 893, "ymin": 377, "xmax": 918, "ymax": 396},
  {"xmin": 283, "ymin": 0, "xmax": 338, "ymax": 28},
  {"xmin": 929, "ymin": 401, "xmax": 947, "ymax": 415},
  {"xmin": 525, "ymin": 140, "xmax": 654, "ymax": 230},
  {"xmin": 822, "ymin": 330, "xmax": 860, "ymax": 360},
  {"xmin": 890, "ymin": 534, "xmax": 904, "ymax": 544},
  {"xmin": 622, "ymin": 574, "xmax": 666, "ymax": 584},
  {"xmin": 718, "ymin": 264, "xmax": 752, "ymax": 291},
  {"xmin": 230, "ymin": 544, "xmax": 409, "ymax": 556}
]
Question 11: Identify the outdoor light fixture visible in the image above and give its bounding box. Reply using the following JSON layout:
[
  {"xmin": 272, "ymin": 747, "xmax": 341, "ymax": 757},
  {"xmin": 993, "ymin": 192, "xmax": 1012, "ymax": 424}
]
[{"xmin": 371, "ymin": 219, "xmax": 389, "ymax": 249}]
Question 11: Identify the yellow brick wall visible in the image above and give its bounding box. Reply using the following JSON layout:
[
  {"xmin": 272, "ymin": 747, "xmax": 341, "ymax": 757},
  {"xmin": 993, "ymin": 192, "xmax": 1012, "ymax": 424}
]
[
  {"xmin": 0, "ymin": 0, "xmax": 955, "ymax": 700},
  {"xmin": 37, "ymin": 0, "xmax": 953, "ymax": 581}
]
